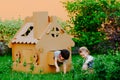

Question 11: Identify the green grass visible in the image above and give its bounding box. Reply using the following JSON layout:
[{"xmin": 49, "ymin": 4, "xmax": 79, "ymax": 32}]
[
  {"xmin": 0, "ymin": 55, "xmax": 81, "ymax": 80},
  {"xmin": 1, "ymin": 54, "xmax": 120, "ymax": 80}
]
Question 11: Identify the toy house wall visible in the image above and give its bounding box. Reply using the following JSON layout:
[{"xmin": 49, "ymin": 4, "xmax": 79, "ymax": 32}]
[
  {"xmin": 47, "ymin": 51, "xmax": 71, "ymax": 72},
  {"xmin": 12, "ymin": 44, "xmax": 37, "ymax": 64},
  {"xmin": 11, "ymin": 43, "xmax": 71, "ymax": 73},
  {"xmin": 37, "ymin": 48, "xmax": 71, "ymax": 73},
  {"xmin": 37, "ymin": 51, "xmax": 56, "ymax": 73},
  {"xmin": 10, "ymin": 12, "xmax": 74, "ymax": 73},
  {"xmin": 11, "ymin": 44, "xmax": 44, "ymax": 73},
  {"xmin": 36, "ymin": 33, "xmax": 73, "ymax": 72},
  {"xmin": 37, "ymin": 32, "xmax": 73, "ymax": 51}
]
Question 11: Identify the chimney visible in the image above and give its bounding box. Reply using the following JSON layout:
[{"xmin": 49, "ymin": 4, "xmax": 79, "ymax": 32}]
[
  {"xmin": 50, "ymin": 16, "xmax": 57, "ymax": 23},
  {"xmin": 33, "ymin": 12, "xmax": 48, "ymax": 39}
]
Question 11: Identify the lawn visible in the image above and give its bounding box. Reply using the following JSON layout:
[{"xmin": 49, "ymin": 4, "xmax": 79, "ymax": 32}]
[
  {"xmin": 0, "ymin": 53, "xmax": 120, "ymax": 80},
  {"xmin": 0, "ymin": 55, "xmax": 81, "ymax": 80}
]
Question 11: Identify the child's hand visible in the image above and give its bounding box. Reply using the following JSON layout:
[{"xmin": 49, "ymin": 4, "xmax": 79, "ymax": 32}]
[
  {"xmin": 56, "ymin": 68, "xmax": 60, "ymax": 72},
  {"xmin": 82, "ymin": 64, "xmax": 88, "ymax": 70}
]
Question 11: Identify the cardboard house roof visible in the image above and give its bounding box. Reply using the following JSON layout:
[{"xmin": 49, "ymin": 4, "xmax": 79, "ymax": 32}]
[
  {"xmin": 11, "ymin": 23, "xmax": 38, "ymax": 44},
  {"xmin": 8, "ymin": 12, "xmax": 74, "ymax": 48}
]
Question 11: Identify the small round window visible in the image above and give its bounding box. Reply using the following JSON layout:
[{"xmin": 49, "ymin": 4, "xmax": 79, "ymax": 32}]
[{"xmin": 51, "ymin": 27, "xmax": 59, "ymax": 38}]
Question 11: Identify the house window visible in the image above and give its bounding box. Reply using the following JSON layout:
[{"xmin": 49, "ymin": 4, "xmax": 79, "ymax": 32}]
[
  {"xmin": 21, "ymin": 26, "xmax": 33, "ymax": 36},
  {"xmin": 51, "ymin": 27, "xmax": 60, "ymax": 38},
  {"xmin": 56, "ymin": 27, "xmax": 59, "ymax": 31}
]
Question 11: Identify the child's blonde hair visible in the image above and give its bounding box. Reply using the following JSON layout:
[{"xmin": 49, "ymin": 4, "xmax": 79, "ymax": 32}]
[{"xmin": 78, "ymin": 46, "xmax": 90, "ymax": 54}]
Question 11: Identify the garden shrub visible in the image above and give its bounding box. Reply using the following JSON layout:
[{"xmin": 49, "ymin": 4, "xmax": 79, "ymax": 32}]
[
  {"xmin": 0, "ymin": 41, "xmax": 11, "ymax": 56},
  {"xmin": 93, "ymin": 53, "xmax": 120, "ymax": 79},
  {"xmin": 0, "ymin": 19, "xmax": 23, "ymax": 56},
  {"xmin": 63, "ymin": 0, "xmax": 120, "ymax": 54},
  {"xmin": 108, "ymin": 54, "xmax": 120, "ymax": 80},
  {"xmin": 71, "ymin": 52, "xmax": 120, "ymax": 80},
  {"xmin": 101, "ymin": 16, "xmax": 120, "ymax": 52},
  {"xmin": 94, "ymin": 55, "xmax": 108, "ymax": 79},
  {"xmin": 0, "ymin": 19, "xmax": 23, "ymax": 43}
]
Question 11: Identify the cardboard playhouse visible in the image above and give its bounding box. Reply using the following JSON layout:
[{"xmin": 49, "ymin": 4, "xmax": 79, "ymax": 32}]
[{"xmin": 8, "ymin": 12, "xmax": 75, "ymax": 74}]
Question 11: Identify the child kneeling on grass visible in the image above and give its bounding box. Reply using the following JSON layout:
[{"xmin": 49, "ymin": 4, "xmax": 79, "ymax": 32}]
[
  {"xmin": 78, "ymin": 46, "xmax": 94, "ymax": 70},
  {"xmin": 54, "ymin": 49, "xmax": 70, "ymax": 74}
]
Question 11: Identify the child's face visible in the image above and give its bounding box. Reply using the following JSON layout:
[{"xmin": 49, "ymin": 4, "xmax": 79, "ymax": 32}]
[
  {"xmin": 59, "ymin": 54, "xmax": 65, "ymax": 61},
  {"xmin": 79, "ymin": 51, "xmax": 88, "ymax": 58},
  {"xmin": 79, "ymin": 53, "xmax": 86, "ymax": 58}
]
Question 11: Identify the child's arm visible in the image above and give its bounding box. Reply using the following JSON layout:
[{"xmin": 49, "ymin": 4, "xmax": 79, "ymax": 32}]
[
  {"xmin": 54, "ymin": 57, "xmax": 60, "ymax": 72},
  {"xmin": 63, "ymin": 61, "xmax": 67, "ymax": 74},
  {"xmin": 82, "ymin": 63, "xmax": 88, "ymax": 70},
  {"xmin": 82, "ymin": 55, "xmax": 93, "ymax": 70},
  {"xmin": 84, "ymin": 55, "xmax": 93, "ymax": 64}
]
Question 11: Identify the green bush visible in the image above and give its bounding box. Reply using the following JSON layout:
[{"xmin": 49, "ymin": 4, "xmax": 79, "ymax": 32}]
[
  {"xmin": 94, "ymin": 53, "xmax": 120, "ymax": 79},
  {"xmin": 71, "ymin": 52, "xmax": 120, "ymax": 80},
  {"xmin": 0, "ymin": 41, "xmax": 11, "ymax": 56},
  {"xmin": 0, "ymin": 19, "xmax": 23, "ymax": 43},
  {"xmin": 0, "ymin": 19, "xmax": 23, "ymax": 56},
  {"xmin": 73, "ymin": 32, "xmax": 104, "ymax": 54},
  {"xmin": 63, "ymin": 0, "xmax": 120, "ymax": 54}
]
